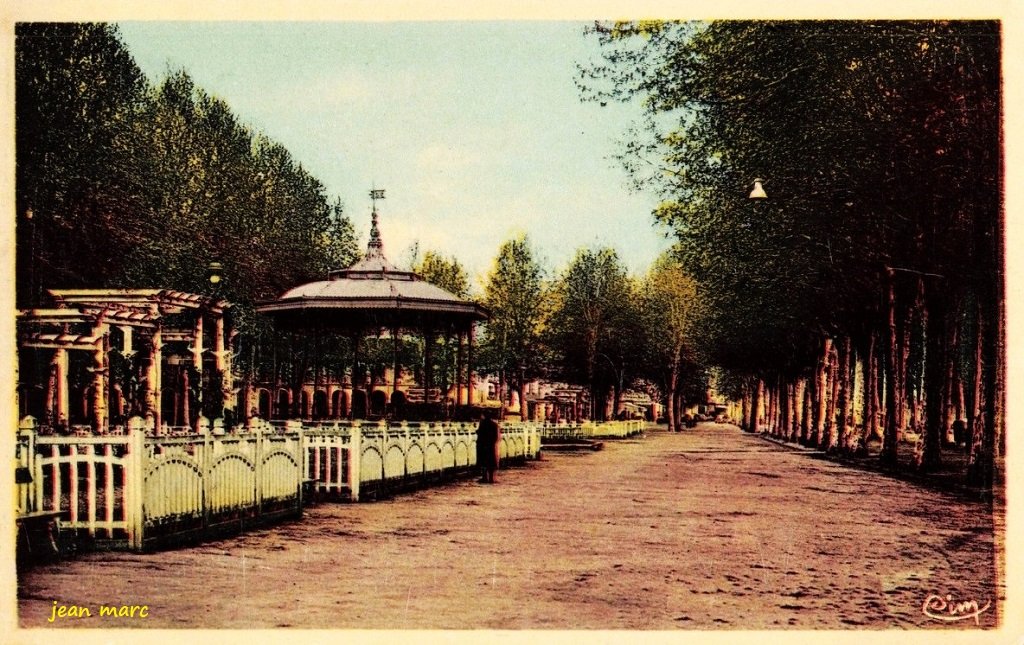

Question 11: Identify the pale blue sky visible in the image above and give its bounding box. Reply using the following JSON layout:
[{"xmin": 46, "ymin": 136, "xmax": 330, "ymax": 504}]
[{"xmin": 115, "ymin": 21, "xmax": 675, "ymax": 290}]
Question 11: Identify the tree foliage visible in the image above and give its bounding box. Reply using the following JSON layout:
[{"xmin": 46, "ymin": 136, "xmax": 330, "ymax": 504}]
[
  {"xmin": 414, "ymin": 250, "xmax": 470, "ymax": 298},
  {"xmin": 16, "ymin": 22, "xmax": 361, "ymax": 346},
  {"xmin": 545, "ymin": 247, "xmax": 642, "ymax": 419},
  {"xmin": 639, "ymin": 251, "xmax": 704, "ymax": 428},
  {"xmin": 478, "ymin": 235, "xmax": 548, "ymax": 411}
]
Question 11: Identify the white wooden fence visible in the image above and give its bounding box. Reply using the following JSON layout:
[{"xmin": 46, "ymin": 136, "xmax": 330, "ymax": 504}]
[
  {"xmin": 15, "ymin": 416, "xmax": 543, "ymax": 551},
  {"xmin": 298, "ymin": 419, "xmax": 542, "ymax": 501},
  {"xmin": 16, "ymin": 416, "xmax": 304, "ymax": 551},
  {"xmin": 540, "ymin": 419, "xmax": 645, "ymax": 441}
]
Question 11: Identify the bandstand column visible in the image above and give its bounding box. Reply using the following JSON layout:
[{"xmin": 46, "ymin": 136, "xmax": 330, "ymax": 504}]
[
  {"xmin": 392, "ymin": 326, "xmax": 401, "ymax": 402},
  {"xmin": 456, "ymin": 329, "xmax": 466, "ymax": 407},
  {"xmin": 467, "ymin": 323, "xmax": 475, "ymax": 406},
  {"xmin": 349, "ymin": 331, "xmax": 361, "ymax": 420},
  {"xmin": 424, "ymin": 330, "xmax": 434, "ymax": 406}
]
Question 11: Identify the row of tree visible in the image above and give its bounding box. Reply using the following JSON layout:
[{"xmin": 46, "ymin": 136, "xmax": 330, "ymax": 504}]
[
  {"xmin": 474, "ymin": 237, "xmax": 706, "ymax": 425},
  {"xmin": 581, "ymin": 20, "xmax": 1003, "ymax": 486}
]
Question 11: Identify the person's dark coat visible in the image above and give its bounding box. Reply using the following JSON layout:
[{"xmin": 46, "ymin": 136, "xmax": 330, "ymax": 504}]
[{"xmin": 476, "ymin": 417, "xmax": 500, "ymax": 468}]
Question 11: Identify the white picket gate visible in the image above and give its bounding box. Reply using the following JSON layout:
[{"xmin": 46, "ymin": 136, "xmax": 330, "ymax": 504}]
[{"xmin": 16, "ymin": 416, "xmax": 304, "ymax": 551}]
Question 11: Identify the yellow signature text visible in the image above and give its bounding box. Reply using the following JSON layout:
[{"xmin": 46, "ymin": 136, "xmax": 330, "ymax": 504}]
[{"xmin": 48, "ymin": 600, "xmax": 149, "ymax": 622}]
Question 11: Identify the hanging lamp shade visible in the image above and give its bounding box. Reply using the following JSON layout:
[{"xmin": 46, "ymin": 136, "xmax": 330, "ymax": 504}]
[{"xmin": 749, "ymin": 178, "xmax": 768, "ymax": 200}]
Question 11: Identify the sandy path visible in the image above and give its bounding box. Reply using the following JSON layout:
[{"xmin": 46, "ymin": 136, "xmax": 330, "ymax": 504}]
[{"xmin": 16, "ymin": 423, "xmax": 1001, "ymax": 630}]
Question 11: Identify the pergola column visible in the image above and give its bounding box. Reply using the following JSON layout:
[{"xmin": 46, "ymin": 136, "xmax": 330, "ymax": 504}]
[
  {"xmin": 146, "ymin": 325, "xmax": 163, "ymax": 430},
  {"xmin": 51, "ymin": 347, "xmax": 69, "ymax": 426},
  {"xmin": 181, "ymin": 367, "xmax": 190, "ymax": 427},
  {"xmin": 214, "ymin": 313, "xmax": 233, "ymax": 414},
  {"xmin": 91, "ymin": 322, "xmax": 110, "ymax": 432},
  {"xmin": 192, "ymin": 313, "xmax": 204, "ymax": 417}
]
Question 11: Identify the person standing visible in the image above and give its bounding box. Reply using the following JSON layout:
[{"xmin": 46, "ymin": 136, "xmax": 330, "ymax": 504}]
[{"xmin": 476, "ymin": 409, "xmax": 501, "ymax": 484}]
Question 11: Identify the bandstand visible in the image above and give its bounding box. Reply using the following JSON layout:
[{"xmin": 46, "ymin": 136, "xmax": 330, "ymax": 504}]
[{"xmin": 256, "ymin": 192, "xmax": 489, "ymax": 421}]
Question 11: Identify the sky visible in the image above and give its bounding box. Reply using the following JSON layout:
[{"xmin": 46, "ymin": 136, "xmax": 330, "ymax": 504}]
[{"xmin": 115, "ymin": 21, "xmax": 676, "ymax": 290}]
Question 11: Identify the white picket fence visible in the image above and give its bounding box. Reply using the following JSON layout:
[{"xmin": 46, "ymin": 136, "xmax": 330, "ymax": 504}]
[
  {"xmin": 540, "ymin": 419, "xmax": 646, "ymax": 441},
  {"xmin": 15, "ymin": 416, "xmax": 304, "ymax": 551},
  {"xmin": 15, "ymin": 416, "xmax": 543, "ymax": 551},
  {"xmin": 297, "ymin": 419, "xmax": 542, "ymax": 500}
]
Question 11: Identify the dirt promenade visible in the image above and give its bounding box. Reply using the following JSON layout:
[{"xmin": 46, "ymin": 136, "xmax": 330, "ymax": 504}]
[{"xmin": 15, "ymin": 423, "xmax": 1002, "ymax": 631}]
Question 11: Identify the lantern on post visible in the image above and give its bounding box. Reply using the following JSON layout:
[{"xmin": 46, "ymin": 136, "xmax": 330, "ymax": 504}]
[{"xmin": 206, "ymin": 261, "xmax": 224, "ymax": 288}]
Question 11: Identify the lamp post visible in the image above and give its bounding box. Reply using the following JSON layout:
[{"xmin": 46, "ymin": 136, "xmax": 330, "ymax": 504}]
[
  {"xmin": 25, "ymin": 207, "xmax": 38, "ymax": 307},
  {"xmin": 199, "ymin": 260, "xmax": 225, "ymax": 425},
  {"xmin": 743, "ymin": 179, "xmax": 767, "ymax": 433}
]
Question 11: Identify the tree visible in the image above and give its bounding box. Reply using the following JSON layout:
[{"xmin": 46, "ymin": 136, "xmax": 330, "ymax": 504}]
[
  {"xmin": 16, "ymin": 22, "xmax": 149, "ymax": 305},
  {"xmin": 546, "ymin": 247, "xmax": 636, "ymax": 420},
  {"xmin": 414, "ymin": 250, "xmax": 471, "ymax": 412},
  {"xmin": 480, "ymin": 235, "xmax": 547, "ymax": 419},
  {"xmin": 640, "ymin": 252, "xmax": 702, "ymax": 431},
  {"xmin": 415, "ymin": 250, "xmax": 470, "ymax": 298},
  {"xmin": 15, "ymin": 23, "xmax": 363, "ymax": 423}
]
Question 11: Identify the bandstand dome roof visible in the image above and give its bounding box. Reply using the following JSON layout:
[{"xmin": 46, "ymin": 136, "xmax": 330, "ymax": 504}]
[{"xmin": 256, "ymin": 204, "xmax": 488, "ymax": 329}]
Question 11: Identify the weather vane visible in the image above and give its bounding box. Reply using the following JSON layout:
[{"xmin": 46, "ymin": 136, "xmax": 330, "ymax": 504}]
[{"xmin": 370, "ymin": 187, "xmax": 386, "ymax": 212}]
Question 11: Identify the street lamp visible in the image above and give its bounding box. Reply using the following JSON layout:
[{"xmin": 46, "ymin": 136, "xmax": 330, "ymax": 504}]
[
  {"xmin": 206, "ymin": 261, "xmax": 224, "ymax": 288},
  {"xmin": 749, "ymin": 178, "xmax": 768, "ymax": 200}
]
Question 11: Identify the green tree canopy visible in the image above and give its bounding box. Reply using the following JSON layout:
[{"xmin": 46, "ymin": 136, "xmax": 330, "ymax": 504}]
[
  {"xmin": 478, "ymin": 234, "xmax": 548, "ymax": 412},
  {"xmin": 414, "ymin": 250, "xmax": 470, "ymax": 298}
]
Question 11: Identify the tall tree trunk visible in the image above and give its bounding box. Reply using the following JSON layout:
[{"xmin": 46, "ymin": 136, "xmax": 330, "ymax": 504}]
[
  {"xmin": 518, "ymin": 367, "xmax": 527, "ymax": 424},
  {"xmin": 836, "ymin": 336, "xmax": 852, "ymax": 453},
  {"xmin": 966, "ymin": 306, "xmax": 989, "ymax": 487},
  {"xmin": 812, "ymin": 337, "xmax": 831, "ymax": 446},
  {"xmin": 898, "ymin": 292, "xmax": 914, "ymax": 436},
  {"xmin": 789, "ymin": 380, "xmax": 800, "ymax": 442},
  {"xmin": 740, "ymin": 379, "xmax": 751, "ymax": 432},
  {"xmin": 860, "ymin": 332, "xmax": 876, "ymax": 450},
  {"xmin": 917, "ymin": 286, "xmax": 945, "ymax": 472},
  {"xmin": 749, "ymin": 378, "xmax": 762, "ymax": 433},
  {"xmin": 800, "ymin": 377, "xmax": 811, "ymax": 445},
  {"xmin": 943, "ymin": 310, "xmax": 960, "ymax": 444},
  {"xmin": 881, "ymin": 270, "xmax": 901, "ymax": 467},
  {"xmin": 774, "ymin": 380, "xmax": 784, "ymax": 437},
  {"xmin": 822, "ymin": 341, "xmax": 839, "ymax": 451}
]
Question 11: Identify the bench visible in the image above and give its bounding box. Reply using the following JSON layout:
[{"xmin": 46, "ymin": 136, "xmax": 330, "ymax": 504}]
[{"xmin": 16, "ymin": 511, "xmax": 63, "ymax": 562}]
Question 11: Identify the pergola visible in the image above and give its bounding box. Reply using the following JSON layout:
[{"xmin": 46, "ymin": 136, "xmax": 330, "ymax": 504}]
[
  {"xmin": 256, "ymin": 200, "xmax": 489, "ymax": 420},
  {"xmin": 17, "ymin": 289, "xmax": 231, "ymax": 433}
]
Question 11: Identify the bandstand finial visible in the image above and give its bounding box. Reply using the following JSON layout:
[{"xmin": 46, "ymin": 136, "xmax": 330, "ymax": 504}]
[{"xmin": 367, "ymin": 187, "xmax": 386, "ymax": 259}]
